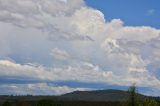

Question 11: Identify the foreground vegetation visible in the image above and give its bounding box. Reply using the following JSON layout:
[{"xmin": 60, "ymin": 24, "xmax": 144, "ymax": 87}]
[
  {"xmin": 124, "ymin": 85, "xmax": 160, "ymax": 106},
  {"xmin": 2, "ymin": 99, "xmax": 160, "ymax": 106}
]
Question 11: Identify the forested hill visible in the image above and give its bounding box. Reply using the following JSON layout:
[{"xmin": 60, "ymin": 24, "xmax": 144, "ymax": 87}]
[
  {"xmin": 60, "ymin": 89, "xmax": 146, "ymax": 101},
  {"xmin": 0, "ymin": 89, "xmax": 159, "ymax": 102}
]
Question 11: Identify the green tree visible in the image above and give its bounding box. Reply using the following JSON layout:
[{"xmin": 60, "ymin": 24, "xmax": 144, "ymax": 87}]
[
  {"xmin": 2, "ymin": 101, "xmax": 11, "ymax": 106},
  {"xmin": 142, "ymin": 98, "xmax": 158, "ymax": 106},
  {"xmin": 17, "ymin": 101, "xmax": 31, "ymax": 106},
  {"xmin": 127, "ymin": 84, "xmax": 139, "ymax": 106},
  {"xmin": 37, "ymin": 99, "xmax": 57, "ymax": 106}
]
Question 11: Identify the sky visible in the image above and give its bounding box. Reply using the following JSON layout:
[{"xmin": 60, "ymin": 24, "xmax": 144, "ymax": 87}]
[
  {"xmin": 86, "ymin": 0, "xmax": 160, "ymax": 28},
  {"xmin": 0, "ymin": 0, "xmax": 160, "ymax": 96}
]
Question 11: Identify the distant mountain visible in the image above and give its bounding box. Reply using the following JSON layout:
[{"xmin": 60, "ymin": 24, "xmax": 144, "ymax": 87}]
[{"xmin": 60, "ymin": 89, "xmax": 147, "ymax": 102}]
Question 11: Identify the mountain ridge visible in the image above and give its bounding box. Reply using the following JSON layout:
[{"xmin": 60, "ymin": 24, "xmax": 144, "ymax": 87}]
[
  {"xmin": 60, "ymin": 89, "xmax": 146, "ymax": 101},
  {"xmin": 0, "ymin": 89, "xmax": 159, "ymax": 102}
]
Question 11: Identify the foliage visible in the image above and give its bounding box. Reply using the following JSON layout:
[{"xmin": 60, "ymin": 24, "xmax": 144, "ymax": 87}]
[
  {"xmin": 126, "ymin": 84, "xmax": 139, "ymax": 106},
  {"xmin": 37, "ymin": 99, "xmax": 57, "ymax": 106},
  {"xmin": 139, "ymin": 98, "xmax": 159, "ymax": 106},
  {"xmin": 2, "ymin": 101, "xmax": 11, "ymax": 106},
  {"xmin": 125, "ymin": 84, "xmax": 160, "ymax": 106},
  {"xmin": 17, "ymin": 101, "xmax": 31, "ymax": 106}
]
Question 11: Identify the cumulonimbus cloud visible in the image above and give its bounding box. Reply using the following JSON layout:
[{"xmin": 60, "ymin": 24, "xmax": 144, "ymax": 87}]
[
  {"xmin": 0, "ymin": 0, "xmax": 93, "ymax": 40},
  {"xmin": 0, "ymin": 0, "xmax": 160, "ymax": 95}
]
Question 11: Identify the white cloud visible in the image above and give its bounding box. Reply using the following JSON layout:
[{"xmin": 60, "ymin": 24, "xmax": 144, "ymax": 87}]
[
  {"xmin": 0, "ymin": 0, "xmax": 90, "ymax": 40},
  {"xmin": 71, "ymin": 7, "xmax": 105, "ymax": 39},
  {"xmin": 0, "ymin": 60, "xmax": 113, "ymax": 83},
  {"xmin": 0, "ymin": 60, "xmax": 160, "ymax": 90},
  {"xmin": 99, "ymin": 25, "xmax": 160, "ymax": 89},
  {"xmin": 0, "ymin": 0, "xmax": 160, "ymax": 95},
  {"xmin": 50, "ymin": 48, "xmax": 70, "ymax": 60},
  {"xmin": 0, "ymin": 83, "xmax": 92, "ymax": 95}
]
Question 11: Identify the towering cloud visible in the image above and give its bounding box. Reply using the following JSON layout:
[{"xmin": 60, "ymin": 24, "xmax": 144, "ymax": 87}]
[{"xmin": 0, "ymin": 0, "xmax": 160, "ymax": 95}]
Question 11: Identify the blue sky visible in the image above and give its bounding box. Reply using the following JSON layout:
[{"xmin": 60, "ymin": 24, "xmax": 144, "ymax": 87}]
[
  {"xmin": 86, "ymin": 0, "xmax": 160, "ymax": 28},
  {"xmin": 0, "ymin": 0, "xmax": 160, "ymax": 96}
]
